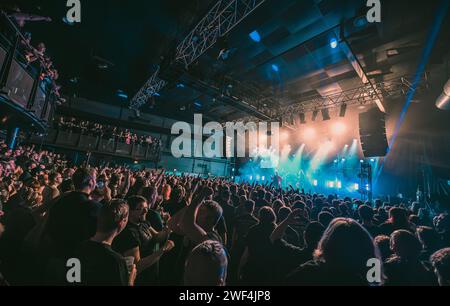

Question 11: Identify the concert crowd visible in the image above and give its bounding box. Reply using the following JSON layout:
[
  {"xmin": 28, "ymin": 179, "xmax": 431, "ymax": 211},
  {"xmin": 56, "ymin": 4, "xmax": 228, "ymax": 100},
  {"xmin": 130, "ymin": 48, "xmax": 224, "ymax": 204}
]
[{"xmin": 0, "ymin": 140, "xmax": 449, "ymax": 286}]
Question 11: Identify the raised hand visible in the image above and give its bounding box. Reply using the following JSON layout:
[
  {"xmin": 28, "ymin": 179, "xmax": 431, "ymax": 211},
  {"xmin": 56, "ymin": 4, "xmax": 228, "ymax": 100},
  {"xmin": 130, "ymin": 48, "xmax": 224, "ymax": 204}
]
[
  {"xmin": 191, "ymin": 186, "xmax": 213, "ymax": 206},
  {"xmin": 162, "ymin": 240, "xmax": 175, "ymax": 253},
  {"xmin": 128, "ymin": 264, "xmax": 137, "ymax": 286}
]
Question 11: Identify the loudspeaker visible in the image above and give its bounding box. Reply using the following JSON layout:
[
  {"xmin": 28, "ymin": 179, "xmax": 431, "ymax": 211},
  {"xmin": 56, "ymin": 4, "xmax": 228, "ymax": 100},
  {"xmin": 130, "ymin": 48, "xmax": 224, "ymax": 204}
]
[
  {"xmin": 321, "ymin": 108, "xmax": 331, "ymax": 121},
  {"xmin": 359, "ymin": 108, "xmax": 389, "ymax": 158}
]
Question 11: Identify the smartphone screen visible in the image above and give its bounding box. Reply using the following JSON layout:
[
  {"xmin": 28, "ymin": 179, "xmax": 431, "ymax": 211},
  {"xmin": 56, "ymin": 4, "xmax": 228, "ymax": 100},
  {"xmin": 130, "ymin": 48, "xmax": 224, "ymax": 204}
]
[{"xmin": 97, "ymin": 181, "xmax": 105, "ymax": 189}]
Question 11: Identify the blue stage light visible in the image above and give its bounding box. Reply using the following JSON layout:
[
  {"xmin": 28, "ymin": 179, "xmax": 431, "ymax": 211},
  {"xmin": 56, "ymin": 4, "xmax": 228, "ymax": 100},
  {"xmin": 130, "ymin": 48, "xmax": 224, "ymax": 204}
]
[
  {"xmin": 354, "ymin": 183, "xmax": 359, "ymax": 190},
  {"xmin": 271, "ymin": 64, "xmax": 279, "ymax": 72},
  {"xmin": 330, "ymin": 37, "xmax": 338, "ymax": 49},
  {"xmin": 354, "ymin": 16, "xmax": 368, "ymax": 28},
  {"xmin": 370, "ymin": 158, "xmax": 375, "ymax": 163},
  {"xmin": 116, "ymin": 90, "xmax": 128, "ymax": 99},
  {"xmin": 249, "ymin": 30, "xmax": 261, "ymax": 42},
  {"xmin": 313, "ymin": 179, "xmax": 318, "ymax": 187},
  {"xmin": 176, "ymin": 83, "xmax": 185, "ymax": 88}
]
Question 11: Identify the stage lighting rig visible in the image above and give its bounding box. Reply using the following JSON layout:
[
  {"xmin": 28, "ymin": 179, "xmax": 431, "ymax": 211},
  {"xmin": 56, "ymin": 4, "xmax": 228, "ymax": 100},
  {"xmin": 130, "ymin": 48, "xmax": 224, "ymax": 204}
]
[{"xmin": 131, "ymin": 0, "xmax": 267, "ymax": 111}]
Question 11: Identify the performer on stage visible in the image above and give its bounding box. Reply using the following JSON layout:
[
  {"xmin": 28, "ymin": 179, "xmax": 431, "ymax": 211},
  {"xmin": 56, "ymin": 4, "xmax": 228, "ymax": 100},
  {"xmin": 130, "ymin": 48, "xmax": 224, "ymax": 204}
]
[{"xmin": 273, "ymin": 171, "xmax": 282, "ymax": 189}]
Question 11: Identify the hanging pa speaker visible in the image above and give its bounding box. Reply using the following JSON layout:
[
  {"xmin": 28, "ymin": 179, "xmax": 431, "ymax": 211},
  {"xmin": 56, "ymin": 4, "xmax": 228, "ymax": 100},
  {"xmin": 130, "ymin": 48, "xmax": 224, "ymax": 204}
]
[{"xmin": 359, "ymin": 108, "xmax": 389, "ymax": 158}]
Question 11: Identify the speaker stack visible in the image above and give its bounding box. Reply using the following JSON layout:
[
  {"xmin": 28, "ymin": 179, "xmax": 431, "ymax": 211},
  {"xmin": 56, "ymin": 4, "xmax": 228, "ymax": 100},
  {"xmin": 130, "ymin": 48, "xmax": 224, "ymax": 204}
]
[{"xmin": 359, "ymin": 108, "xmax": 389, "ymax": 158}]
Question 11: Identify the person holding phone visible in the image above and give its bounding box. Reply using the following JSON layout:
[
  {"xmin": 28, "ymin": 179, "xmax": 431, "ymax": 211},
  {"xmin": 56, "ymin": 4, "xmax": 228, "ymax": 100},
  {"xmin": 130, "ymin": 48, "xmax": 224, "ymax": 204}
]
[
  {"xmin": 90, "ymin": 175, "xmax": 112, "ymax": 205},
  {"xmin": 112, "ymin": 196, "xmax": 174, "ymax": 284}
]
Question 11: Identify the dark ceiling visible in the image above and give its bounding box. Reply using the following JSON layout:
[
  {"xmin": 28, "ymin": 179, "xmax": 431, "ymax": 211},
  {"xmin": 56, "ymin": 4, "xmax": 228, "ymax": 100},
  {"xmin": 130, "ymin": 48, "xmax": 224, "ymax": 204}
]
[{"xmin": 9, "ymin": 0, "xmax": 450, "ymax": 122}]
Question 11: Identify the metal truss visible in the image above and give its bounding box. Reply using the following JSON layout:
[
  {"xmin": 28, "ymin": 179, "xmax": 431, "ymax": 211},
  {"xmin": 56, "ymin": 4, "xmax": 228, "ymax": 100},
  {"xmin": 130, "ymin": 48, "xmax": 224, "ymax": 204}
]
[
  {"xmin": 278, "ymin": 73, "xmax": 429, "ymax": 125},
  {"xmin": 130, "ymin": 68, "xmax": 167, "ymax": 110},
  {"xmin": 176, "ymin": 0, "xmax": 266, "ymax": 67},
  {"xmin": 130, "ymin": 0, "xmax": 266, "ymax": 109}
]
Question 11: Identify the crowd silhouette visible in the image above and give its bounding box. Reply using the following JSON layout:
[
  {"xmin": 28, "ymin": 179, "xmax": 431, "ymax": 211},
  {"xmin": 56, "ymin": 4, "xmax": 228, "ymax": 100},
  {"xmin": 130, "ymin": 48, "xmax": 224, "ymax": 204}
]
[{"xmin": 0, "ymin": 141, "xmax": 449, "ymax": 286}]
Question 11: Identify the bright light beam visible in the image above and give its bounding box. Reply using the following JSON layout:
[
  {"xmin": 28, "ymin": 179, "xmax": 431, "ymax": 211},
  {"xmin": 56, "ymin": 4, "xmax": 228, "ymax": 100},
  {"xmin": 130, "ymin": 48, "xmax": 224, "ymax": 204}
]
[{"xmin": 374, "ymin": 0, "xmax": 449, "ymax": 187}]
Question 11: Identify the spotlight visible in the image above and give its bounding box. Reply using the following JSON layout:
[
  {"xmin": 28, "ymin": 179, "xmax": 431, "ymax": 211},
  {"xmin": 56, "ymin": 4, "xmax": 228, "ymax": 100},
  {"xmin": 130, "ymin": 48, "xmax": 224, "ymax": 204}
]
[
  {"xmin": 262, "ymin": 176, "xmax": 265, "ymax": 181},
  {"xmin": 341, "ymin": 158, "xmax": 346, "ymax": 162},
  {"xmin": 249, "ymin": 30, "xmax": 261, "ymax": 42},
  {"xmin": 321, "ymin": 108, "xmax": 331, "ymax": 121},
  {"xmin": 337, "ymin": 181, "xmax": 342, "ymax": 189},
  {"xmin": 313, "ymin": 179, "xmax": 318, "ymax": 186},
  {"xmin": 370, "ymin": 158, "xmax": 375, "ymax": 163},
  {"xmin": 339, "ymin": 103, "xmax": 347, "ymax": 117},
  {"xmin": 299, "ymin": 112, "xmax": 306, "ymax": 124},
  {"xmin": 353, "ymin": 15, "xmax": 368, "ymax": 28},
  {"xmin": 436, "ymin": 79, "xmax": 450, "ymax": 110},
  {"xmin": 116, "ymin": 90, "xmax": 128, "ymax": 99},
  {"xmin": 271, "ymin": 64, "xmax": 279, "ymax": 72},
  {"xmin": 330, "ymin": 37, "xmax": 338, "ymax": 49},
  {"xmin": 354, "ymin": 183, "xmax": 359, "ymax": 190},
  {"xmin": 334, "ymin": 159, "xmax": 338, "ymax": 163},
  {"xmin": 360, "ymin": 160, "xmax": 364, "ymax": 163},
  {"xmin": 386, "ymin": 49, "xmax": 400, "ymax": 57},
  {"xmin": 312, "ymin": 110, "xmax": 319, "ymax": 121}
]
